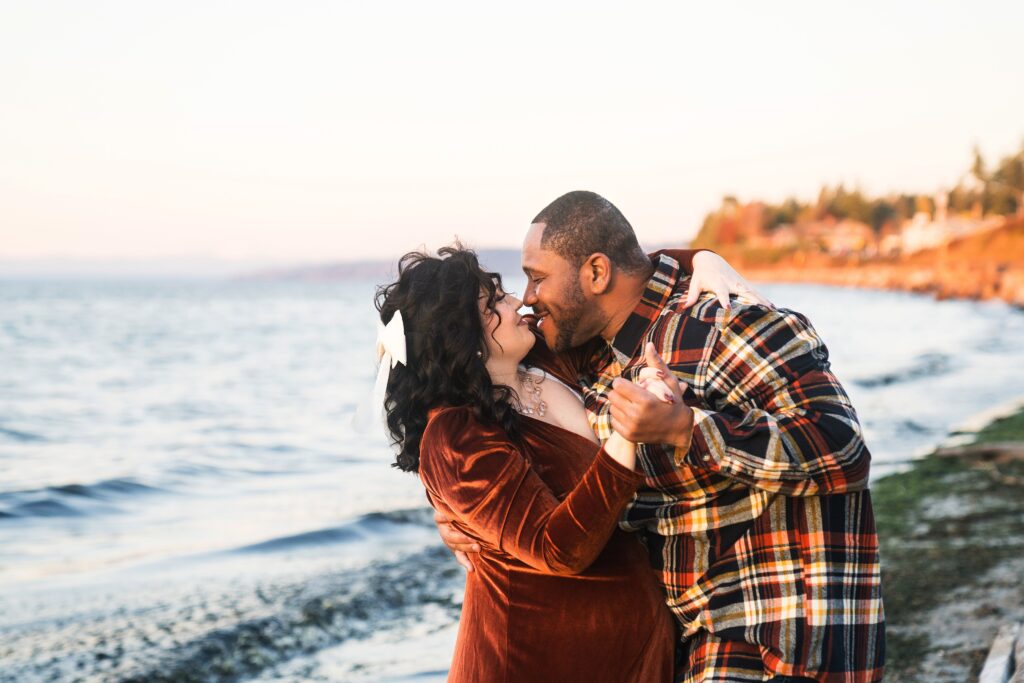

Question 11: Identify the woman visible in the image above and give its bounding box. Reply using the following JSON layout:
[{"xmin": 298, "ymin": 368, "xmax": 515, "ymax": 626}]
[{"xmin": 375, "ymin": 246, "xmax": 749, "ymax": 682}]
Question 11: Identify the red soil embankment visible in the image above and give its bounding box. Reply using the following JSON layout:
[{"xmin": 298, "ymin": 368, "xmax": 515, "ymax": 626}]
[{"xmin": 743, "ymin": 217, "xmax": 1024, "ymax": 307}]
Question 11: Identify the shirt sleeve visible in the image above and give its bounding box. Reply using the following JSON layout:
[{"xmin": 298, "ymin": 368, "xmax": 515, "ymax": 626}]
[
  {"xmin": 419, "ymin": 408, "xmax": 643, "ymax": 574},
  {"xmin": 677, "ymin": 305, "xmax": 871, "ymax": 496}
]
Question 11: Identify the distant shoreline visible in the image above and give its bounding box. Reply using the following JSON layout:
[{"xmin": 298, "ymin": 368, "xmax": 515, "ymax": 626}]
[
  {"xmin": 745, "ymin": 263, "xmax": 1024, "ymax": 307},
  {"xmin": 736, "ymin": 215, "xmax": 1024, "ymax": 307}
]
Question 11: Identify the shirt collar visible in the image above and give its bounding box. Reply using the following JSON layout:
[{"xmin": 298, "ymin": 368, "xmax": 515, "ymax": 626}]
[{"xmin": 610, "ymin": 252, "xmax": 682, "ymax": 361}]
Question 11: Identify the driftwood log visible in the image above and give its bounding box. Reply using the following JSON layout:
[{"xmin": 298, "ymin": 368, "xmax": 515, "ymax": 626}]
[
  {"xmin": 979, "ymin": 623, "xmax": 1023, "ymax": 683},
  {"xmin": 1010, "ymin": 629, "xmax": 1024, "ymax": 683},
  {"xmin": 933, "ymin": 442, "xmax": 1024, "ymax": 486},
  {"xmin": 933, "ymin": 442, "xmax": 1024, "ymax": 462}
]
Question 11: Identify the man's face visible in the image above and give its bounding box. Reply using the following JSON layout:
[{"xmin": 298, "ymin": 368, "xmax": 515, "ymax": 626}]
[{"xmin": 521, "ymin": 223, "xmax": 591, "ymax": 352}]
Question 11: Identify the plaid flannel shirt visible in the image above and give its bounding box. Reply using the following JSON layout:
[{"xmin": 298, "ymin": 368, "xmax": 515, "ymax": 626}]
[{"xmin": 576, "ymin": 252, "xmax": 884, "ymax": 682}]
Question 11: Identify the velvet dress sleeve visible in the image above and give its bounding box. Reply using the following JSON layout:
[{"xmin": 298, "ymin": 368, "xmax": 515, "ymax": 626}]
[
  {"xmin": 418, "ymin": 407, "xmax": 643, "ymax": 575},
  {"xmin": 651, "ymin": 248, "xmax": 704, "ymax": 273}
]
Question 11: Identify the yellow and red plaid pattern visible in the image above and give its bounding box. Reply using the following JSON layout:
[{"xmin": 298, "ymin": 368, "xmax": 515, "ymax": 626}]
[{"xmin": 568, "ymin": 252, "xmax": 885, "ymax": 682}]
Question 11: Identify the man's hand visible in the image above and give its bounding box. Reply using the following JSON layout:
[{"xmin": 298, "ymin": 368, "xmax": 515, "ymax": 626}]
[
  {"xmin": 608, "ymin": 342, "xmax": 694, "ymax": 451},
  {"xmin": 434, "ymin": 509, "xmax": 480, "ymax": 572}
]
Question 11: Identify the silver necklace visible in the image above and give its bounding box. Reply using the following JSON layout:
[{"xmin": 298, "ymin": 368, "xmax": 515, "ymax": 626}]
[{"xmin": 518, "ymin": 370, "xmax": 548, "ymax": 417}]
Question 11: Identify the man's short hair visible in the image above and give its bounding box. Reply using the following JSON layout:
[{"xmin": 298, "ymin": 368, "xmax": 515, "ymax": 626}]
[{"xmin": 532, "ymin": 191, "xmax": 650, "ymax": 274}]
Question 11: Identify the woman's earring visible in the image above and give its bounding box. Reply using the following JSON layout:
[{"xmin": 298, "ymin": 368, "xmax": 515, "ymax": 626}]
[{"xmin": 476, "ymin": 350, "xmax": 483, "ymax": 359}]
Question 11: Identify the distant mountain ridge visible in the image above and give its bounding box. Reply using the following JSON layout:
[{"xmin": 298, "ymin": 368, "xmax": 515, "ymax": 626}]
[
  {"xmin": 235, "ymin": 248, "xmax": 525, "ymax": 282},
  {"xmin": 1, "ymin": 242, "xmax": 684, "ymax": 282},
  {"xmin": 0, "ymin": 256, "xmax": 269, "ymax": 280},
  {"xmin": 234, "ymin": 242, "xmax": 688, "ymax": 282}
]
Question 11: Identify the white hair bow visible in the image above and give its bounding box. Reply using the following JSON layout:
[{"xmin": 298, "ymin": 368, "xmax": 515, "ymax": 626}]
[
  {"xmin": 376, "ymin": 310, "xmax": 408, "ymax": 369},
  {"xmin": 372, "ymin": 310, "xmax": 407, "ymax": 416},
  {"xmin": 350, "ymin": 310, "xmax": 409, "ymax": 438},
  {"xmin": 352, "ymin": 310, "xmax": 409, "ymax": 437}
]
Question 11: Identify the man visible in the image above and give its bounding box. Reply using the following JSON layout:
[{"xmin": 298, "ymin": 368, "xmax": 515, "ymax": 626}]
[{"xmin": 440, "ymin": 191, "xmax": 884, "ymax": 682}]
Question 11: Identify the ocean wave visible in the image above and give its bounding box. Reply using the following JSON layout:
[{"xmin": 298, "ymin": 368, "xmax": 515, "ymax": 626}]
[
  {"xmin": 53, "ymin": 478, "xmax": 162, "ymax": 498},
  {"xmin": 229, "ymin": 508, "xmax": 435, "ymax": 554},
  {"xmin": 164, "ymin": 462, "xmax": 228, "ymax": 478},
  {"xmin": 896, "ymin": 419, "xmax": 934, "ymax": 435},
  {"xmin": 6, "ymin": 499, "xmax": 84, "ymax": 518},
  {"xmin": 0, "ymin": 425, "xmax": 47, "ymax": 443},
  {"xmin": 0, "ymin": 477, "xmax": 165, "ymax": 520},
  {"xmin": 219, "ymin": 440, "xmax": 303, "ymax": 454},
  {"xmin": 852, "ymin": 352, "xmax": 953, "ymax": 388}
]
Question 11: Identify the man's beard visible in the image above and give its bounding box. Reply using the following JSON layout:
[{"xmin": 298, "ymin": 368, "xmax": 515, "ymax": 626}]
[{"xmin": 550, "ymin": 279, "xmax": 587, "ymax": 353}]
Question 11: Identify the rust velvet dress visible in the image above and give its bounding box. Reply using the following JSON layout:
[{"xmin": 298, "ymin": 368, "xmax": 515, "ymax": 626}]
[{"xmin": 418, "ymin": 405, "xmax": 676, "ymax": 682}]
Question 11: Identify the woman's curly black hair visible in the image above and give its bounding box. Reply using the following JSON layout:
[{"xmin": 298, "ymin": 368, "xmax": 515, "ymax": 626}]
[{"xmin": 374, "ymin": 244, "xmax": 524, "ymax": 472}]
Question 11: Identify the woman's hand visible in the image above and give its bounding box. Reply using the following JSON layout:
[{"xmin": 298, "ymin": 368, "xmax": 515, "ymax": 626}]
[
  {"xmin": 636, "ymin": 369, "xmax": 675, "ymax": 404},
  {"xmin": 434, "ymin": 509, "xmax": 479, "ymax": 572},
  {"xmin": 685, "ymin": 251, "xmax": 773, "ymax": 310}
]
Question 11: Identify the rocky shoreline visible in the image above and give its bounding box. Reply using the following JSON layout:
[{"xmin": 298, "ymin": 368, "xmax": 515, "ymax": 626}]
[
  {"xmin": 872, "ymin": 403, "xmax": 1024, "ymax": 682},
  {"xmin": 0, "ymin": 509, "xmax": 463, "ymax": 683}
]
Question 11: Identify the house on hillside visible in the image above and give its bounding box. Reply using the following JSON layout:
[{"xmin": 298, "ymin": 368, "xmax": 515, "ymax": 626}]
[
  {"xmin": 768, "ymin": 224, "xmax": 800, "ymax": 249},
  {"xmin": 900, "ymin": 210, "xmax": 996, "ymax": 255},
  {"xmin": 821, "ymin": 219, "xmax": 875, "ymax": 257},
  {"xmin": 901, "ymin": 212, "xmax": 946, "ymax": 254},
  {"xmin": 878, "ymin": 222, "xmax": 902, "ymax": 257}
]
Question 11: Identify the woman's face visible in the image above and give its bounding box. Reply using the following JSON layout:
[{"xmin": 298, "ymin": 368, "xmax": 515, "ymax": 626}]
[{"xmin": 479, "ymin": 289, "xmax": 535, "ymax": 364}]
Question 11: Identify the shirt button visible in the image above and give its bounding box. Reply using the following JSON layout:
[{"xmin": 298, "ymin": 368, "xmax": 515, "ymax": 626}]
[{"xmin": 702, "ymin": 455, "xmax": 711, "ymax": 461}]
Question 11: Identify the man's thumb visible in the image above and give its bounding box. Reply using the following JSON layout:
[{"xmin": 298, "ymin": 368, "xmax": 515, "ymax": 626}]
[{"xmin": 645, "ymin": 342, "xmax": 670, "ymax": 373}]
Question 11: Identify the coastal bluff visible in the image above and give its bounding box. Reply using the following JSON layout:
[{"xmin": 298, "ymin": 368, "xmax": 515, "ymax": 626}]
[{"xmin": 741, "ymin": 216, "xmax": 1024, "ymax": 307}]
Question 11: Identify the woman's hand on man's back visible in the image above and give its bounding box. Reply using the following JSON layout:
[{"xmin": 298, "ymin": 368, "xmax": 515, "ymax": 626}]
[{"xmin": 434, "ymin": 508, "xmax": 480, "ymax": 573}]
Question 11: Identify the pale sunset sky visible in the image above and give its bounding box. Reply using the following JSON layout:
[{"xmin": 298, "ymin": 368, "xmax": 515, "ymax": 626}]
[{"xmin": 2, "ymin": 1, "xmax": 1023, "ymax": 271}]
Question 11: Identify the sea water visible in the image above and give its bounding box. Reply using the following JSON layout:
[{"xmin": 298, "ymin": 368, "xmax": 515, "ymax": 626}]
[{"xmin": 1, "ymin": 277, "xmax": 1022, "ymax": 681}]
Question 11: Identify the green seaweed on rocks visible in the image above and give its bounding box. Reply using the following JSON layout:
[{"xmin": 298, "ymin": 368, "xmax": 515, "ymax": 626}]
[
  {"xmin": 972, "ymin": 408, "xmax": 1024, "ymax": 444},
  {"xmin": 871, "ymin": 406, "xmax": 1024, "ymax": 682}
]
